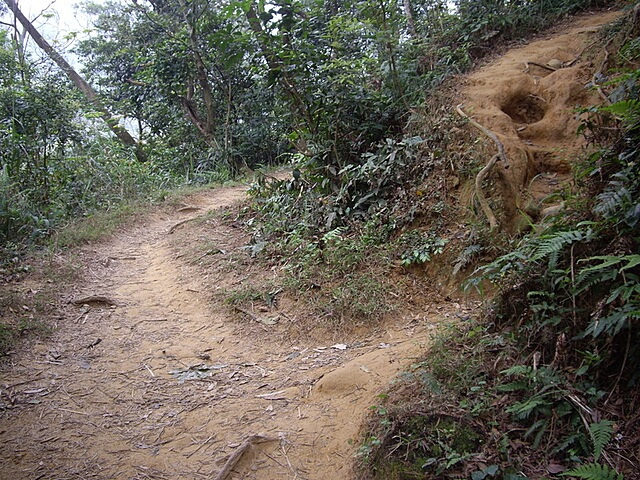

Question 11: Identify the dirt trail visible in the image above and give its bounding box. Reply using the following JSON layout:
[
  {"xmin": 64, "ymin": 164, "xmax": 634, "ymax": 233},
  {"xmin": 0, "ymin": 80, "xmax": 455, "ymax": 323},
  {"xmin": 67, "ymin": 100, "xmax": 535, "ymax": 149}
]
[
  {"xmin": 0, "ymin": 185, "xmax": 443, "ymax": 479},
  {"xmin": 0, "ymin": 9, "xmax": 626, "ymax": 480}
]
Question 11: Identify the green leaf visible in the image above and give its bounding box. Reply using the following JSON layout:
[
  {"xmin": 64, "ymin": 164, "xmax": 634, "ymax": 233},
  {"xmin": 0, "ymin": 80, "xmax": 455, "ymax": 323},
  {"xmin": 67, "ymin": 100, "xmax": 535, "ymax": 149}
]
[
  {"xmin": 496, "ymin": 381, "xmax": 528, "ymax": 392},
  {"xmin": 589, "ymin": 420, "xmax": 615, "ymax": 461},
  {"xmin": 620, "ymin": 254, "xmax": 640, "ymax": 271},
  {"xmin": 561, "ymin": 462, "xmax": 623, "ymax": 480},
  {"xmin": 579, "ymin": 256, "xmax": 625, "ymax": 273}
]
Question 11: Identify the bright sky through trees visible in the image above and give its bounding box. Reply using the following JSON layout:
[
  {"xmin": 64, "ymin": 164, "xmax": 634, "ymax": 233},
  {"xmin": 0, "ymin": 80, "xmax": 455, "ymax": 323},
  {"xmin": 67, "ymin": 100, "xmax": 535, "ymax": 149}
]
[
  {"xmin": 2, "ymin": 0, "xmax": 95, "ymax": 48},
  {"xmin": 14, "ymin": 0, "xmax": 84, "ymax": 30}
]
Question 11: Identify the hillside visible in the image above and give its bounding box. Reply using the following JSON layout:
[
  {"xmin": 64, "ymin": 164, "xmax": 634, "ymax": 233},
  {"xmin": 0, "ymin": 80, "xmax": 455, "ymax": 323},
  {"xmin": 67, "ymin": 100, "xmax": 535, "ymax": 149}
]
[{"xmin": 1, "ymin": 6, "xmax": 639, "ymax": 480}]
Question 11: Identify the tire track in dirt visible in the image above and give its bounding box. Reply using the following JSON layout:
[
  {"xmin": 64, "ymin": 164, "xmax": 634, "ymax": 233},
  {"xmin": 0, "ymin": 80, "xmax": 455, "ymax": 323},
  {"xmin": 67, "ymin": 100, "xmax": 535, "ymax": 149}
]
[{"xmin": 0, "ymin": 184, "xmax": 443, "ymax": 479}]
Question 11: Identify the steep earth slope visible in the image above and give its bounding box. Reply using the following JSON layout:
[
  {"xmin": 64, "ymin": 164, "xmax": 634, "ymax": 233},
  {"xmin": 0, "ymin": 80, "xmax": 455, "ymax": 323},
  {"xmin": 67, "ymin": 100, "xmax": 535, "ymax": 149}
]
[{"xmin": 458, "ymin": 9, "xmax": 622, "ymax": 231}]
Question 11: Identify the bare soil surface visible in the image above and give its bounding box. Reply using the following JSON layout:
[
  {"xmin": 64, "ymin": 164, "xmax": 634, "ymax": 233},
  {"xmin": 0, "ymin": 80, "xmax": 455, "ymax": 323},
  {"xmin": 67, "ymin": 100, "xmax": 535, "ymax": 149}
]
[
  {"xmin": 0, "ymin": 185, "xmax": 453, "ymax": 480},
  {"xmin": 458, "ymin": 9, "xmax": 623, "ymax": 230},
  {"xmin": 0, "ymin": 9, "xmax": 626, "ymax": 480}
]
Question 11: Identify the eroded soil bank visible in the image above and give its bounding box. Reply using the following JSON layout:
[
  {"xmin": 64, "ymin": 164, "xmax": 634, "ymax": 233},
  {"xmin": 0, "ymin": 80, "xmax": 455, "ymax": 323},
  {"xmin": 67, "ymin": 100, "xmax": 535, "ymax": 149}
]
[{"xmin": 458, "ymin": 9, "xmax": 622, "ymax": 230}]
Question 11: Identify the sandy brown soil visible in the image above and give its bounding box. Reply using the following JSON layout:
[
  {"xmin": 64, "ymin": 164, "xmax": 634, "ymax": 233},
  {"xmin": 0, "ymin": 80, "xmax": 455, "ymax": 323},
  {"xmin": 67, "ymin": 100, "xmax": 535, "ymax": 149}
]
[
  {"xmin": 0, "ymin": 184, "xmax": 454, "ymax": 479},
  {"xmin": 459, "ymin": 9, "xmax": 623, "ymax": 230},
  {"xmin": 0, "ymin": 9, "xmax": 627, "ymax": 480}
]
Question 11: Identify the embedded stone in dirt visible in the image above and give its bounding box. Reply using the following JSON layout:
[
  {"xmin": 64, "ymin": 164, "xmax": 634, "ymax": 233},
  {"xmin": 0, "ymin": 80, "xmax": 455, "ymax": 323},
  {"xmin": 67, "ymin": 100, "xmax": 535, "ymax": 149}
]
[{"xmin": 501, "ymin": 92, "xmax": 547, "ymax": 125}]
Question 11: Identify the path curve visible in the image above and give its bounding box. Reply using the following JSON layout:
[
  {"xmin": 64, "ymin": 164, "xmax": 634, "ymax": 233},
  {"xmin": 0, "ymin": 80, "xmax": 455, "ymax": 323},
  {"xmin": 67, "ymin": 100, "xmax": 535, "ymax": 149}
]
[{"xmin": 0, "ymin": 184, "xmax": 440, "ymax": 479}]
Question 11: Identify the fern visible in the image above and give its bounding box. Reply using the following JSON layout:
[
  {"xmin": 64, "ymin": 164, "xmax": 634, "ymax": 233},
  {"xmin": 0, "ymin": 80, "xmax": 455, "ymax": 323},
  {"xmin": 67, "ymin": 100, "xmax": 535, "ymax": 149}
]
[
  {"xmin": 585, "ymin": 303, "xmax": 640, "ymax": 338},
  {"xmin": 594, "ymin": 183, "xmax": 631, "ymax": 218},
  {"xmin": 589, "ymin": 420, "xmax": 615, "ymax": 461},
  {"xmin": 531, "ymin": 228, "xmax": 595, "ymax": 263},
  {"xmin": 602, "ymin": 98, "xmax": 640, "ymax": 123},
  {"xmin": 501, "ymin": 365, "xmax": 534, "ymax": 376},
  {"xmin": 453, "ymin": 244, "xmax": 482, "ymax": 275},
  {"xmin": 562, "ymin": 462, "xmax": 623, "ymax": 480}
]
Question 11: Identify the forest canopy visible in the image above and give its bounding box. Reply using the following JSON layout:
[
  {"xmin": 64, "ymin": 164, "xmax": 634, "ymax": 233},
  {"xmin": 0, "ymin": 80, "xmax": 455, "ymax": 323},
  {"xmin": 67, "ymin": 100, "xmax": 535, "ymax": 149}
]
[{"xmin": 0, "ymin": 0, "xmax": 611, "ymax": 254}]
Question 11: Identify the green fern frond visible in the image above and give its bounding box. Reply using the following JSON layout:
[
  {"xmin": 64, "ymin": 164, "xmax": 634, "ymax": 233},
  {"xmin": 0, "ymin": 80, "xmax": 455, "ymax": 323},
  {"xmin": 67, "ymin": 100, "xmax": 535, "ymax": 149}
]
[
  {"xmin": 589, "ymin": 420, "xmax": 615, "ymax": 461},
  {"xmin": 619, "ymin": 255, "xmax": 640, "ymax": 272},
  {"xmin": 452, "ymin": 244, "xmax": 482, "ymax": 275},
  {"xmin": 580, "ymin": 256, "xmax": 626, "ymax": 273},
  {"xmin": 562, "ymin": 462, "xmax": 623, "ymax": 480},
  {"xmin": 586, "ymin": 300, "xmax": 640, "ymax": 338},
  {"xmin": 506, "ymin": 396, "xmax": 549, "ymax": 419},
  {"xmin": 602, "ymin": 98, "xmax": 640, "ymax": 122},
  {"xmin": 532, "ymin": 228, "xmax": 594, "ymax": 263},
  {"xmin": 501, "ymin": 365, "xmax": 533, "ymax": 377},
  {"xmin": 594, "ymin": 186, "xmax": 630, "ymax": 217}
]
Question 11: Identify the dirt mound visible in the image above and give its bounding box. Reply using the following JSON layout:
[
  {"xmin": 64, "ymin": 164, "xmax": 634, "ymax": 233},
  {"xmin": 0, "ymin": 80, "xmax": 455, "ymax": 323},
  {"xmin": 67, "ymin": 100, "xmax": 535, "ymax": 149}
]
[{"xmin": 459, "ymin": 10, "xmax": 623, "ymax": 230}]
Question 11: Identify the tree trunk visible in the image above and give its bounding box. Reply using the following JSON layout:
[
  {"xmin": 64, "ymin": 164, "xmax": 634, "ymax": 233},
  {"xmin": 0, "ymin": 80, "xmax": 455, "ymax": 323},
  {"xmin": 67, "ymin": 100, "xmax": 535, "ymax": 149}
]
[
  {"xmin": 245, "ymin": 2, "xmax": 314, "ymax": 133},
  {"xmin": 3, "ymin": 0, "xmax": 147, "ymax": 162},
  {"xmin": 403, "ymin": 0, "xmax": 417, "ymax": 38},
  {"xmin": 178, "ymin": 0, "xmax": 219, "ymax": 149}
]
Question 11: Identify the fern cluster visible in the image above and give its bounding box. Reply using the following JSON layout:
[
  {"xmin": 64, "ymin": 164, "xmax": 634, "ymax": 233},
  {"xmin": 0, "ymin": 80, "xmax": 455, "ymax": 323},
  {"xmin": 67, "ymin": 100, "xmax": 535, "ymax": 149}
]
[{"xmin": 466, "ymin": 38, "xmax": 640, "ymax": 478}]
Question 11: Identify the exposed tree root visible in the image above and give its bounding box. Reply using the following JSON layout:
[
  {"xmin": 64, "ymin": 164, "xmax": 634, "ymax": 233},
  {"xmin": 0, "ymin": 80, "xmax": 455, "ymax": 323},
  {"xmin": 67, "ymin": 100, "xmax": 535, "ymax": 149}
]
[
  {"xmin": 456, "ymin": 104, "xmax": 509, "ymax": 229},
  {"xmin": 213, "ymin": 434, "xmax": 276, "ymax": 480},
  {"xmin": 594, "ymin": 41, "xmax": 614, "ymax": 104},
  {"xmin": 474, "ymin": 154, "xmax": 500, "ymax": 230},
  {"xmin": 168, "ymin": 217, "xmax": 198, "ymax": 234},
  {"xmin": 524, "ymin": 60, "xmax": 559, "ymax": 72}
]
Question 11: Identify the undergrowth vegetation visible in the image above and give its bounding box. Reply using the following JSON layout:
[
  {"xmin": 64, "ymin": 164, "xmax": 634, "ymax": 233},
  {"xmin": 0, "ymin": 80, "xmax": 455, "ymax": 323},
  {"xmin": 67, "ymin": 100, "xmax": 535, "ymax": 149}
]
[
  {"xmin": 355, "ymin": 12, "xmax": 640, "ymax": 480},
  {"xmin": 245, "ymin": 0, "xmax": 613, "ymax": 330}
]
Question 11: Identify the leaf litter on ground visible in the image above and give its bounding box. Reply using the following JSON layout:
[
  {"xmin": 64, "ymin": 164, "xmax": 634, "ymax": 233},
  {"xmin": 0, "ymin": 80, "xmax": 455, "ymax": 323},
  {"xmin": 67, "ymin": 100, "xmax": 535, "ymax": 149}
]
[{"xmin": 169, "ymin": 363, "xmax": 228, "ymax": 383}]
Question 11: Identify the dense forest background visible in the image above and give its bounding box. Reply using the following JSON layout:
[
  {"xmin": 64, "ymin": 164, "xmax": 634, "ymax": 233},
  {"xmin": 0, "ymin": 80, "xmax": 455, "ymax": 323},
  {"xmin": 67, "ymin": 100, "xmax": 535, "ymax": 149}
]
[
  {"xmin": 2, "ymin": 0, "xmax": 640, "ymax": 478},
  {"xmin": 0, "ymin": 0, "xmax": 613, "ymax": 254}
]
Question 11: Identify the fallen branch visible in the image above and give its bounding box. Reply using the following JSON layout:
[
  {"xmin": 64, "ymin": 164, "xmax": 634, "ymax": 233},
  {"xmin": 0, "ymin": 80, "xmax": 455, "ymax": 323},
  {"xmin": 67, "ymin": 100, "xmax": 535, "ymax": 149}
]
[
  {"xmin": 456, "ymin": 104, "xmax": 509, "ymax": 229},
  {"xmin": 213, "ymin": 435, "xmax": 276, "ymax": 480},
  {"xmin": 168, "ymin": 217, "xmax": 198, "ymax": 234}
]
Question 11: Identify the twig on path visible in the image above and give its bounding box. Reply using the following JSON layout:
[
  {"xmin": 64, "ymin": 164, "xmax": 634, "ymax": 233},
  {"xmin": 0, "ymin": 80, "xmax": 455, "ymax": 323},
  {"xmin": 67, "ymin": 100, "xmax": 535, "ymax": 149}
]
[
  {"xmin": 85, "ymin": 338, "xmax": 102, "ymax": 349},
  {"xmin": 233, "ymin": 306, "xmax": 259, "ymax": 322},
  {"xmin": 130, "ymin": 318, "xmax": 169, "ymax": 329},
  {"xmin": 213, "ymin": 434, "xmax": 276, "ymax": 480},
  {"xmin": 168, "ymin": 217, "xmax": 198, "ymax": 234},
  {"xmin": 280, "ymin": 440, "xmax": 298, "ymax": 480},
  {"xmin": 186, "ymin": 434, "xmax": 215, "ymax": 458}
]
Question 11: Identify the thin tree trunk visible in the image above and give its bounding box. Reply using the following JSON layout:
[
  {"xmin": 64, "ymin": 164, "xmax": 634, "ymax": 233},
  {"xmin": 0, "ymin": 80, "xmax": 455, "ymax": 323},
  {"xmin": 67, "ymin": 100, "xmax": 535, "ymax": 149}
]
[
  {"xmin": 4, "ymin": 0, "xmax": 147, "ymax": 162},
  {"xmin": 245, "ymin": 2, "xmax": 314, "ymax": 133},
  {"xmin": 179, "ymin": 0, "xmax": 219, "ymax": 149},
  {"xmin": 403, "ymin": 0, "xmax": 417, "ymax": 38}
]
